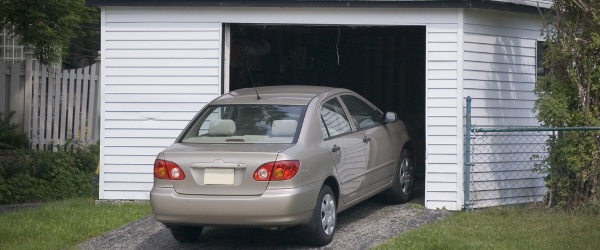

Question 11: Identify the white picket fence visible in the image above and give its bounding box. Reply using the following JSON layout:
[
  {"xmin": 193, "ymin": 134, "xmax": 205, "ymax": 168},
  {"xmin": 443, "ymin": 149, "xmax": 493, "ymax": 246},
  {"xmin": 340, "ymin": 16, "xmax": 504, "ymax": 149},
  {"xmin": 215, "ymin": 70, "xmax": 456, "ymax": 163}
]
[{"xmin": 0, "ymin": 52, "xmax": 100, "ymax": 150}]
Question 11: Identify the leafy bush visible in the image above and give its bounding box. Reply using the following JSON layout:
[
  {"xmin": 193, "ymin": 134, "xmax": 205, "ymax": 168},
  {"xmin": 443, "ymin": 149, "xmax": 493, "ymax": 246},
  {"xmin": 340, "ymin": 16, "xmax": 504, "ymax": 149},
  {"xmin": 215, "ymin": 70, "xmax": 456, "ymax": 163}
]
[
  {"xmin": 535, "ymin": 131, "xmax": 600, "ymax": 210},
  {"xmin": 0, "ymin": 146, "xmax": 98, "ymax": 204},
  {"xmin": 0, "ymin": 111, "xmax": 99, "ymax": 204},
  {"xmin": 73, "ymin": 143, "xmax": 99, "ymax": 173},
  {"xmin": 535, "ymin": 0, "xmax": 600, "ymax": 210},
  {"xmin": 0, "ymin": 111, "xmax": 29, "ymax": 150}
]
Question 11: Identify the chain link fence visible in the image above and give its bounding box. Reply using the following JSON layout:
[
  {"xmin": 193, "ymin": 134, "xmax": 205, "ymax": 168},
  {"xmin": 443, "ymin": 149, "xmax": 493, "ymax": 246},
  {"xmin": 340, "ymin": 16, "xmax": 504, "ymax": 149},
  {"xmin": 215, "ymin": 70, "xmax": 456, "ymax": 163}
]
[
  {"xmin": 467, "ymin": 127, "xmax": 600, "ymax": 209},
  {"xmin": 464, "ymin": 97, "xmax": 600, "ymax": 209},
  {"xmin": 468, "ymin": 128, "xmax": 551, "ymax": 208}
]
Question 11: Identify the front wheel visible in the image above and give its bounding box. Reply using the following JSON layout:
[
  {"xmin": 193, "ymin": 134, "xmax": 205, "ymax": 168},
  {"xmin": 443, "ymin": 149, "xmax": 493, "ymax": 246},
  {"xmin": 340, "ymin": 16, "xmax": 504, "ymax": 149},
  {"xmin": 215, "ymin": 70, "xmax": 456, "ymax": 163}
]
[
  {"xmin": 169, "ymin": 226, "xmax": 203, "ymax": 243},
  {"xmin": 305, "ymin": 185, "xmax": 336, "ymax": 246},
  {"xmin": 384, "ymin": 148, "xmax": 415, "ymax": 204}
]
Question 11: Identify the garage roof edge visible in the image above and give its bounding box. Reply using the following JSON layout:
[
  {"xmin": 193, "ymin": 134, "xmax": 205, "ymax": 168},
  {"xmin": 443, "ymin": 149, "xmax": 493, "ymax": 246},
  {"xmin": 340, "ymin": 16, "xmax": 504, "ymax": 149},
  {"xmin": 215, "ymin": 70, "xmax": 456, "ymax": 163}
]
[{"xmin": 86, "ymin": 0, "xmax": 548, "ymax": 15}]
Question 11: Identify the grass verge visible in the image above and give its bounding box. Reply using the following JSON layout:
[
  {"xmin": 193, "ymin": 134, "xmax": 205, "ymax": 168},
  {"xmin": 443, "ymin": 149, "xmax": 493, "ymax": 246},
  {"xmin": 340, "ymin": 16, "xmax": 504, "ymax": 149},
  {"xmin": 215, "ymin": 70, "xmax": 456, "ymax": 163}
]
[
  {"xmin": 375, "ymin": 206, "xmax": 600, "ymax": 249},
  {"xmin": 0, "ymin": 197, "xmax": 151, "ymax": 250}
]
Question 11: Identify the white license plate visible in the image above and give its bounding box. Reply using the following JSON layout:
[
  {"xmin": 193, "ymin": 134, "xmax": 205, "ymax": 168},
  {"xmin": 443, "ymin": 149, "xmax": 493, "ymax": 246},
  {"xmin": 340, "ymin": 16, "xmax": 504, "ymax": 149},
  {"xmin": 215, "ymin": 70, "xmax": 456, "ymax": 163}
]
[{"xmin": 204, "ymin": 168, "xmax": 234, "ymax": 185}]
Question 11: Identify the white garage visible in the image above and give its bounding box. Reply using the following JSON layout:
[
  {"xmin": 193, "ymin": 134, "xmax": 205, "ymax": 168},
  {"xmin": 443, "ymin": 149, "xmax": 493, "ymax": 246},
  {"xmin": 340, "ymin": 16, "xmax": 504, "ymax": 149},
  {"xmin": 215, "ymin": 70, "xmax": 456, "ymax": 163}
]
[{"xmin": 89, "ymin": 0, "xmax": 549, "ymax": 210}]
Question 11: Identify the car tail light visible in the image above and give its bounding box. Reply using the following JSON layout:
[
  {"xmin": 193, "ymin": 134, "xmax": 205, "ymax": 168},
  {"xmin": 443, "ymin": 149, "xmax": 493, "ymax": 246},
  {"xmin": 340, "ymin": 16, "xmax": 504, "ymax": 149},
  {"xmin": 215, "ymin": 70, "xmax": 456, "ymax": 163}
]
[
  {"xmin": 253, "ymin": 160, "xmax": 300, "ymax": 181},
  {"xmin": 154, "ymin": 159, "xmax": 185, "ymax": 180}
]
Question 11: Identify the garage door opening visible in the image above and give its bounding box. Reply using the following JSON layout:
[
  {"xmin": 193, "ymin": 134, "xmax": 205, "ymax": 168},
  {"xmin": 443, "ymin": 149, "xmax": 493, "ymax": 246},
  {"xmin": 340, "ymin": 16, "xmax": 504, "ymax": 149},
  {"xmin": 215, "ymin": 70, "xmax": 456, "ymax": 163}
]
[{"xmin": 226, "ymin": 24, "xmax": 426, "ymax": 189}]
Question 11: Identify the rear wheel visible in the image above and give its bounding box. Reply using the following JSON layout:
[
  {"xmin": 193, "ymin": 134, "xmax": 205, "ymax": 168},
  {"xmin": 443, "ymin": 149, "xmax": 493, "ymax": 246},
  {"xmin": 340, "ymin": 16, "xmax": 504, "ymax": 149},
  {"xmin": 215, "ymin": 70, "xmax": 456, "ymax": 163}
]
[
  {"xmin": 305, "ymin": 185, "xmax": 336, "ymax": 246},
  {"xmin": 169, "ymin": 226, "xmax": 203, "ymax": 243},
  {"xmin": 385, "ymin": 148, "xmax": 415, "ymax": 204}
]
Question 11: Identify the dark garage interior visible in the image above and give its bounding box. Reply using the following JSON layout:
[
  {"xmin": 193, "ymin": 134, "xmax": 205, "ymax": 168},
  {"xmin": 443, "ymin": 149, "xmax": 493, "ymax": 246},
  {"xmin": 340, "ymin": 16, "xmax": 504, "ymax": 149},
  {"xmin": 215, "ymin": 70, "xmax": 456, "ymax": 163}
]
[{"xmin": 227, "ymin": 24, "xmax": 427, "ymax": 181}]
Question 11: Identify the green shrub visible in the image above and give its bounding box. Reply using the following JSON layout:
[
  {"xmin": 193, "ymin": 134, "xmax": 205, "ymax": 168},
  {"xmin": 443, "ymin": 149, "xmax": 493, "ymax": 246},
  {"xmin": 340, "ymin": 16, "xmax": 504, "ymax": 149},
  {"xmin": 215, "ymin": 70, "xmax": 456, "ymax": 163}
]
[
  {"xmin": 0, "ymin": 111, "xmax": 29, "ymax": 150},
  {"xmin": 535, "ymin": 131, "xmax": 600, "ymax": 209},
  {"xmin": 73, "ymin": 143, "xmax": 99, "ymax": 173},
  {"xmin": 0, "ymin": 112, "xmax": 99, "ymax": 204},
  {"xmin": 0, "ymin": 146, "xmax": 97, "ymax": 204}
]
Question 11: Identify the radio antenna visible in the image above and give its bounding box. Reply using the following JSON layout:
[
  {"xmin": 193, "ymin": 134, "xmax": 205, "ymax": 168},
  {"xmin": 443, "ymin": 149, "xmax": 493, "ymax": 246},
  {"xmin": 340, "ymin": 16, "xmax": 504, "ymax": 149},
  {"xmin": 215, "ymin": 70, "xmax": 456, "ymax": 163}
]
[
  {"xmin": 244, "ymin": 45, "xmax": 261, "ymax": 100},
  {"xmin": 246, "ymin": 67, "xmax": 261, "ymax": 100}
]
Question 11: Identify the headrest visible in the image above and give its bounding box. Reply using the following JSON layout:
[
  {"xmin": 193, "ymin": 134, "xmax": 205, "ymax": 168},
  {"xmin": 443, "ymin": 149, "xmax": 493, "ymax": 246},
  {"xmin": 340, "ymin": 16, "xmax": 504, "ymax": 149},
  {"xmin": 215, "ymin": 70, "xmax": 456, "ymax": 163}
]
[
  {"xmin": 359, "ymin": 119, "xmax": 376, "ymax": 128},
  {"xmin": 271, "ymin": 120, "xmax": 298, "ymax": 137},
  {"xmin": 208, "ymin": 119, "xmax": 236, "ymax": 136}
]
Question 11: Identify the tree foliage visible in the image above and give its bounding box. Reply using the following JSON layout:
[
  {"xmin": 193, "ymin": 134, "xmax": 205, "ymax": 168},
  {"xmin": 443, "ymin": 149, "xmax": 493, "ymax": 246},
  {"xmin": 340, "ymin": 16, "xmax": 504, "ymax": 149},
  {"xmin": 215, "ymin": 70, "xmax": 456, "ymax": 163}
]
[
  {"xmin": 536, "ymin": 0, "xmax": 600, "ymax": 211},
  {"xmin": 0, "ymin": 0, "xmax": 97, "ymax": 64}
]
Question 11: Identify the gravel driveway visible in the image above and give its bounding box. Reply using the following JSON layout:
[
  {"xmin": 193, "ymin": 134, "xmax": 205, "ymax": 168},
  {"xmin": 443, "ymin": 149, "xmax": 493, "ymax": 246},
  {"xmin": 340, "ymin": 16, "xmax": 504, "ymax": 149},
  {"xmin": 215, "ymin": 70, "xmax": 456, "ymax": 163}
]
[{"xmin": 80, "ymin": 188, "xmax": 449, "ymax": 250}]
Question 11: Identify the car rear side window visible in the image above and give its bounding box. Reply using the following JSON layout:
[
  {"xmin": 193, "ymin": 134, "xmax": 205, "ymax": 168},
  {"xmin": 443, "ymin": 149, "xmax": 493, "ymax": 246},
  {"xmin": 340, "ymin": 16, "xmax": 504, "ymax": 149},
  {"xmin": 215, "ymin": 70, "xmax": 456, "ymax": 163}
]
[
  {"xmin": 320, "ymin": 98, "xmax": 352, "ymax": 138},
  {"xmin": 181, "ymin": 105, "xmax": 304, "ymax": 144}
]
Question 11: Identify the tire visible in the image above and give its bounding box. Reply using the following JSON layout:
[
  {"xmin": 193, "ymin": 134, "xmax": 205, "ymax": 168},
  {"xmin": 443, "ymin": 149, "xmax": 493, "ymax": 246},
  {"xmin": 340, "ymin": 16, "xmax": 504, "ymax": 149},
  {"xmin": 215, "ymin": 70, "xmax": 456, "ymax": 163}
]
[
  {"xmin": 384, "ymin": 148, "xmax": 415, "ymax": 204},
  {"xmin": 305, "ymin": 185, "xmax": 336, "ymax": 246},
  {"xmin": 169, "ymin": 226, "xmax": 203, "ymax": 243}
]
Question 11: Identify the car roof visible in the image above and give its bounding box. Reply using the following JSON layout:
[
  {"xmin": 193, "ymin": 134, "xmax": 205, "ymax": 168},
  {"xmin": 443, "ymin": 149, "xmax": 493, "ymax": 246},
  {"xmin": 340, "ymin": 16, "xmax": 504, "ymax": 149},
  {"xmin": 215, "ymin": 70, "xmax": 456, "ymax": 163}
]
[{"xmin": 212, "ymin": 85, "xmax": 342, "ymax": 105}]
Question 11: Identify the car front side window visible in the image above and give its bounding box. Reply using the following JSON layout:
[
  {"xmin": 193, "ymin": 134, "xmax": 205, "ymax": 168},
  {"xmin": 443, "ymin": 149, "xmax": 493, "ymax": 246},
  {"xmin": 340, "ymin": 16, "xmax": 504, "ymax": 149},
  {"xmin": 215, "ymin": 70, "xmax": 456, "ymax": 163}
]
[{"xmin": 340, "ymin": 95, "xmax": 383, "ymax": 129}]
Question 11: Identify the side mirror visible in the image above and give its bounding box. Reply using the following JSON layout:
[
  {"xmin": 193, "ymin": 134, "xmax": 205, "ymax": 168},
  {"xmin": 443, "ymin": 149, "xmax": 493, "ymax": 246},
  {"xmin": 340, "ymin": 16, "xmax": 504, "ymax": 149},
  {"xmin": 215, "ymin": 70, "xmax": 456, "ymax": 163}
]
[{"xmin": 384, "ymin": 112, "xmax": 397, "ymax": 123}]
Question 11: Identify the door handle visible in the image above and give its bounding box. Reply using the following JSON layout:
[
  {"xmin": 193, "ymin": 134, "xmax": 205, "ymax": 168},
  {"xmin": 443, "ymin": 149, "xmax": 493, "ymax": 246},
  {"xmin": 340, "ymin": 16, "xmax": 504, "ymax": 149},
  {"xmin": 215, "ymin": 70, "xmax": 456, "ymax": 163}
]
[
  {"xmin": 363, "ymin": 136, "xmax": 371, "ymax": 143},
  {"xmin": 332, "ymin": 145, "xmax": 341, "ymax": 153}
]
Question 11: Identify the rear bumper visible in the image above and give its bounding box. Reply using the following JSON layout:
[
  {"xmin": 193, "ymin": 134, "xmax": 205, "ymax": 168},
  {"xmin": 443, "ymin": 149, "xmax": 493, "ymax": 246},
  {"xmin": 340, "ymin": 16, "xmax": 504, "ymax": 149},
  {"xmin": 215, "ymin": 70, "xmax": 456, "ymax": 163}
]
[{"xmin": 151, "ymin": 182, "xmax": 320, "ymax": 227}]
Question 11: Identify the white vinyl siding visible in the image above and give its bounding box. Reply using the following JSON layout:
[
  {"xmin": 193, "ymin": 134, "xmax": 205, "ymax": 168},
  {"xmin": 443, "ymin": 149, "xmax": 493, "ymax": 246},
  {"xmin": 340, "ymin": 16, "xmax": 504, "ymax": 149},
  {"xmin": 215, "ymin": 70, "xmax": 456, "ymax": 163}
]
[
  {"xmin": 426, "ymin": 19, "xmax": 461, "ymax": 210},
  {"xmin": 463, "ymin": 9, "xmax": 546, "ymax": 208},
  {"xmin": 100, "ymin": 8, "xmax": 221, "ymax": 199},
  {"xmin": 463, "ymin": 10, "xmax": 542, "ymax": 127}
]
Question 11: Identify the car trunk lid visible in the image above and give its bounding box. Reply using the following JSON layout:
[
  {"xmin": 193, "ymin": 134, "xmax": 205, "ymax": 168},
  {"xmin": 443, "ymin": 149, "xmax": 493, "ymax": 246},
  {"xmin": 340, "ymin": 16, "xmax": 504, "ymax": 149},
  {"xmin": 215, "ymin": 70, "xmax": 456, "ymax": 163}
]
[{"xmin": 162, "ymin": 143, "xmax": 292, "ymax": 196}]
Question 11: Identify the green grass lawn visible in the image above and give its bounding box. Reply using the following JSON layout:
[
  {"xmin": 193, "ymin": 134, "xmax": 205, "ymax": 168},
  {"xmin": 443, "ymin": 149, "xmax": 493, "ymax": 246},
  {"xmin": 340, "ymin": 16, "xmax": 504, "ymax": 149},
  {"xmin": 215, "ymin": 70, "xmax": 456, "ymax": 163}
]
[
  {"xmin": 375, "ymin": 206, "xmax": 600, "ymax": 250},
  {"xmin": 0, "ymin": 197, "xmax": 151, "ymax": 250},
  {"xmin": 2, "ymin": 199, "xmax": 598, "ymax": 250}
]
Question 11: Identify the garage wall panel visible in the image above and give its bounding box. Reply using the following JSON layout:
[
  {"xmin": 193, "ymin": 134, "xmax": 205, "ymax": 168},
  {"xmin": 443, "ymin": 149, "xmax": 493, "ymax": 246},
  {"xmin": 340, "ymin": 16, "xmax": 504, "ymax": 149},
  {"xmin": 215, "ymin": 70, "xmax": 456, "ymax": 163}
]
[
  {"xmin": 103, "ymin": 147, "xmax": 166, "ymax": 156},
  {"xmin": 427, "ymin": 163, "xmax": 460, "ymax": 174},
  {"xmin": 427, "ymin": 19, "xmax": 461, "ymax": 211},
  {"xmin": 428, "ymin": 126, "xmax": 460, "ymax": 136},
  {"xmin": 463, "ymin": 9, "xmax": 545, "ymax": 208},
  {"xmin": 426, "ymin": 191, "xmax": 458, "ymax": 201},
  {"xmin": 104, "ymin": 111, "xmax": 199, "ymax": 121},
  {"xmin": 104, "ymin": 129, "xmax": 182, "ymax": 138},
  {"xmin": 105, "ymin": 49, "xmax": 220, "ymax": 59},
  {"xmin": 427, "ymin": 182, "xmax": 458, "ymax": 191},
  {"xmin": 100, "ymin": 8, "xmax": 221, "ymax": 200},
  {"xmin": 464, "ymin": 10, "xmax": 542, "ymax": 127},
  {"xmin": 108, "ymin": 58, "xmax": 219, "ymax": 68}
]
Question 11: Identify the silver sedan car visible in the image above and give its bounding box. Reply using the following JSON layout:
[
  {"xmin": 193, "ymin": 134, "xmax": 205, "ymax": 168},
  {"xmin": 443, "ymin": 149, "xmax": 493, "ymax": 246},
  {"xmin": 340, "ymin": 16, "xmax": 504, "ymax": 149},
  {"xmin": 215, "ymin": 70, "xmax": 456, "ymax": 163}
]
[{"xmin": 151, "ymin": 86, "xmax": 414, "ymax": 246}]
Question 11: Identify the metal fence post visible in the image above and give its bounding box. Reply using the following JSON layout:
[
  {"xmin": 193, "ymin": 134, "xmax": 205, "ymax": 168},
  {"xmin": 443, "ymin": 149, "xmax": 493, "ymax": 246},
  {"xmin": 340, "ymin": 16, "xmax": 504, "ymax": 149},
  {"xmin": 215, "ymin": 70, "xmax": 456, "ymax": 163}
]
[{"xmin": 464, "ymin": 96, "xmax": 472, "ymax": 210}]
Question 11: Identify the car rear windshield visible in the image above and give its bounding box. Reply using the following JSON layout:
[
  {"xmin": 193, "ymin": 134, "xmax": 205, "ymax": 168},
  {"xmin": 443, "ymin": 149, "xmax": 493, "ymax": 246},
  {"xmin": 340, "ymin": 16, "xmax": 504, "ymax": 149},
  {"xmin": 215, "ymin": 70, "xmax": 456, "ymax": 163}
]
[{"xmin": 180, "ymin": 105, "xmax": 305, "ymax": 144}]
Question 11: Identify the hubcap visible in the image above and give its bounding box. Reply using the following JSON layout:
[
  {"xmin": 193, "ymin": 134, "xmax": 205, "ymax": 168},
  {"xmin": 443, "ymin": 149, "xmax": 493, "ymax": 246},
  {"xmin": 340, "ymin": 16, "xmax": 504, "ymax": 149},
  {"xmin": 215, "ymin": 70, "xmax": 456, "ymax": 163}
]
[
  {"xmin": 320, "ymin": 193, "xmax": 336, "ymax": 236},
  {"xmin": 399, "ymin": 157, "xmax": 413, "ymax": 195}
]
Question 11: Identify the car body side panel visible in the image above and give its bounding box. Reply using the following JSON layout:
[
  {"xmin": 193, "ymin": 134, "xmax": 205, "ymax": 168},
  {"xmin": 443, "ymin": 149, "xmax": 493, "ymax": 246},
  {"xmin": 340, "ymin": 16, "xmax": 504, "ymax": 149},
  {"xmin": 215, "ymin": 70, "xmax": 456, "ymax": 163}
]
[
  {"xmin": 324, "ymin": 136, "xmax": 367, "ymax": 204},
  {"xmin": 362, "ymin": 124, "xmax": 397, "ymax": 194}
]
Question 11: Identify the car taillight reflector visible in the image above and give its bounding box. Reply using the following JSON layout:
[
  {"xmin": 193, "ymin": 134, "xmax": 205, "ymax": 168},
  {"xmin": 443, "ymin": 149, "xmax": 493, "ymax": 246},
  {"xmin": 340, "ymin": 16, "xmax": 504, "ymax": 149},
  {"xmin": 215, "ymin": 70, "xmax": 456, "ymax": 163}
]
[
  {"xmin": 253, "ymin": 160, "xmax": 300, "ymax": 181},
  {"xmin": 154, "ymin": 159, "xmax": 185, "ymax": 180}
]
